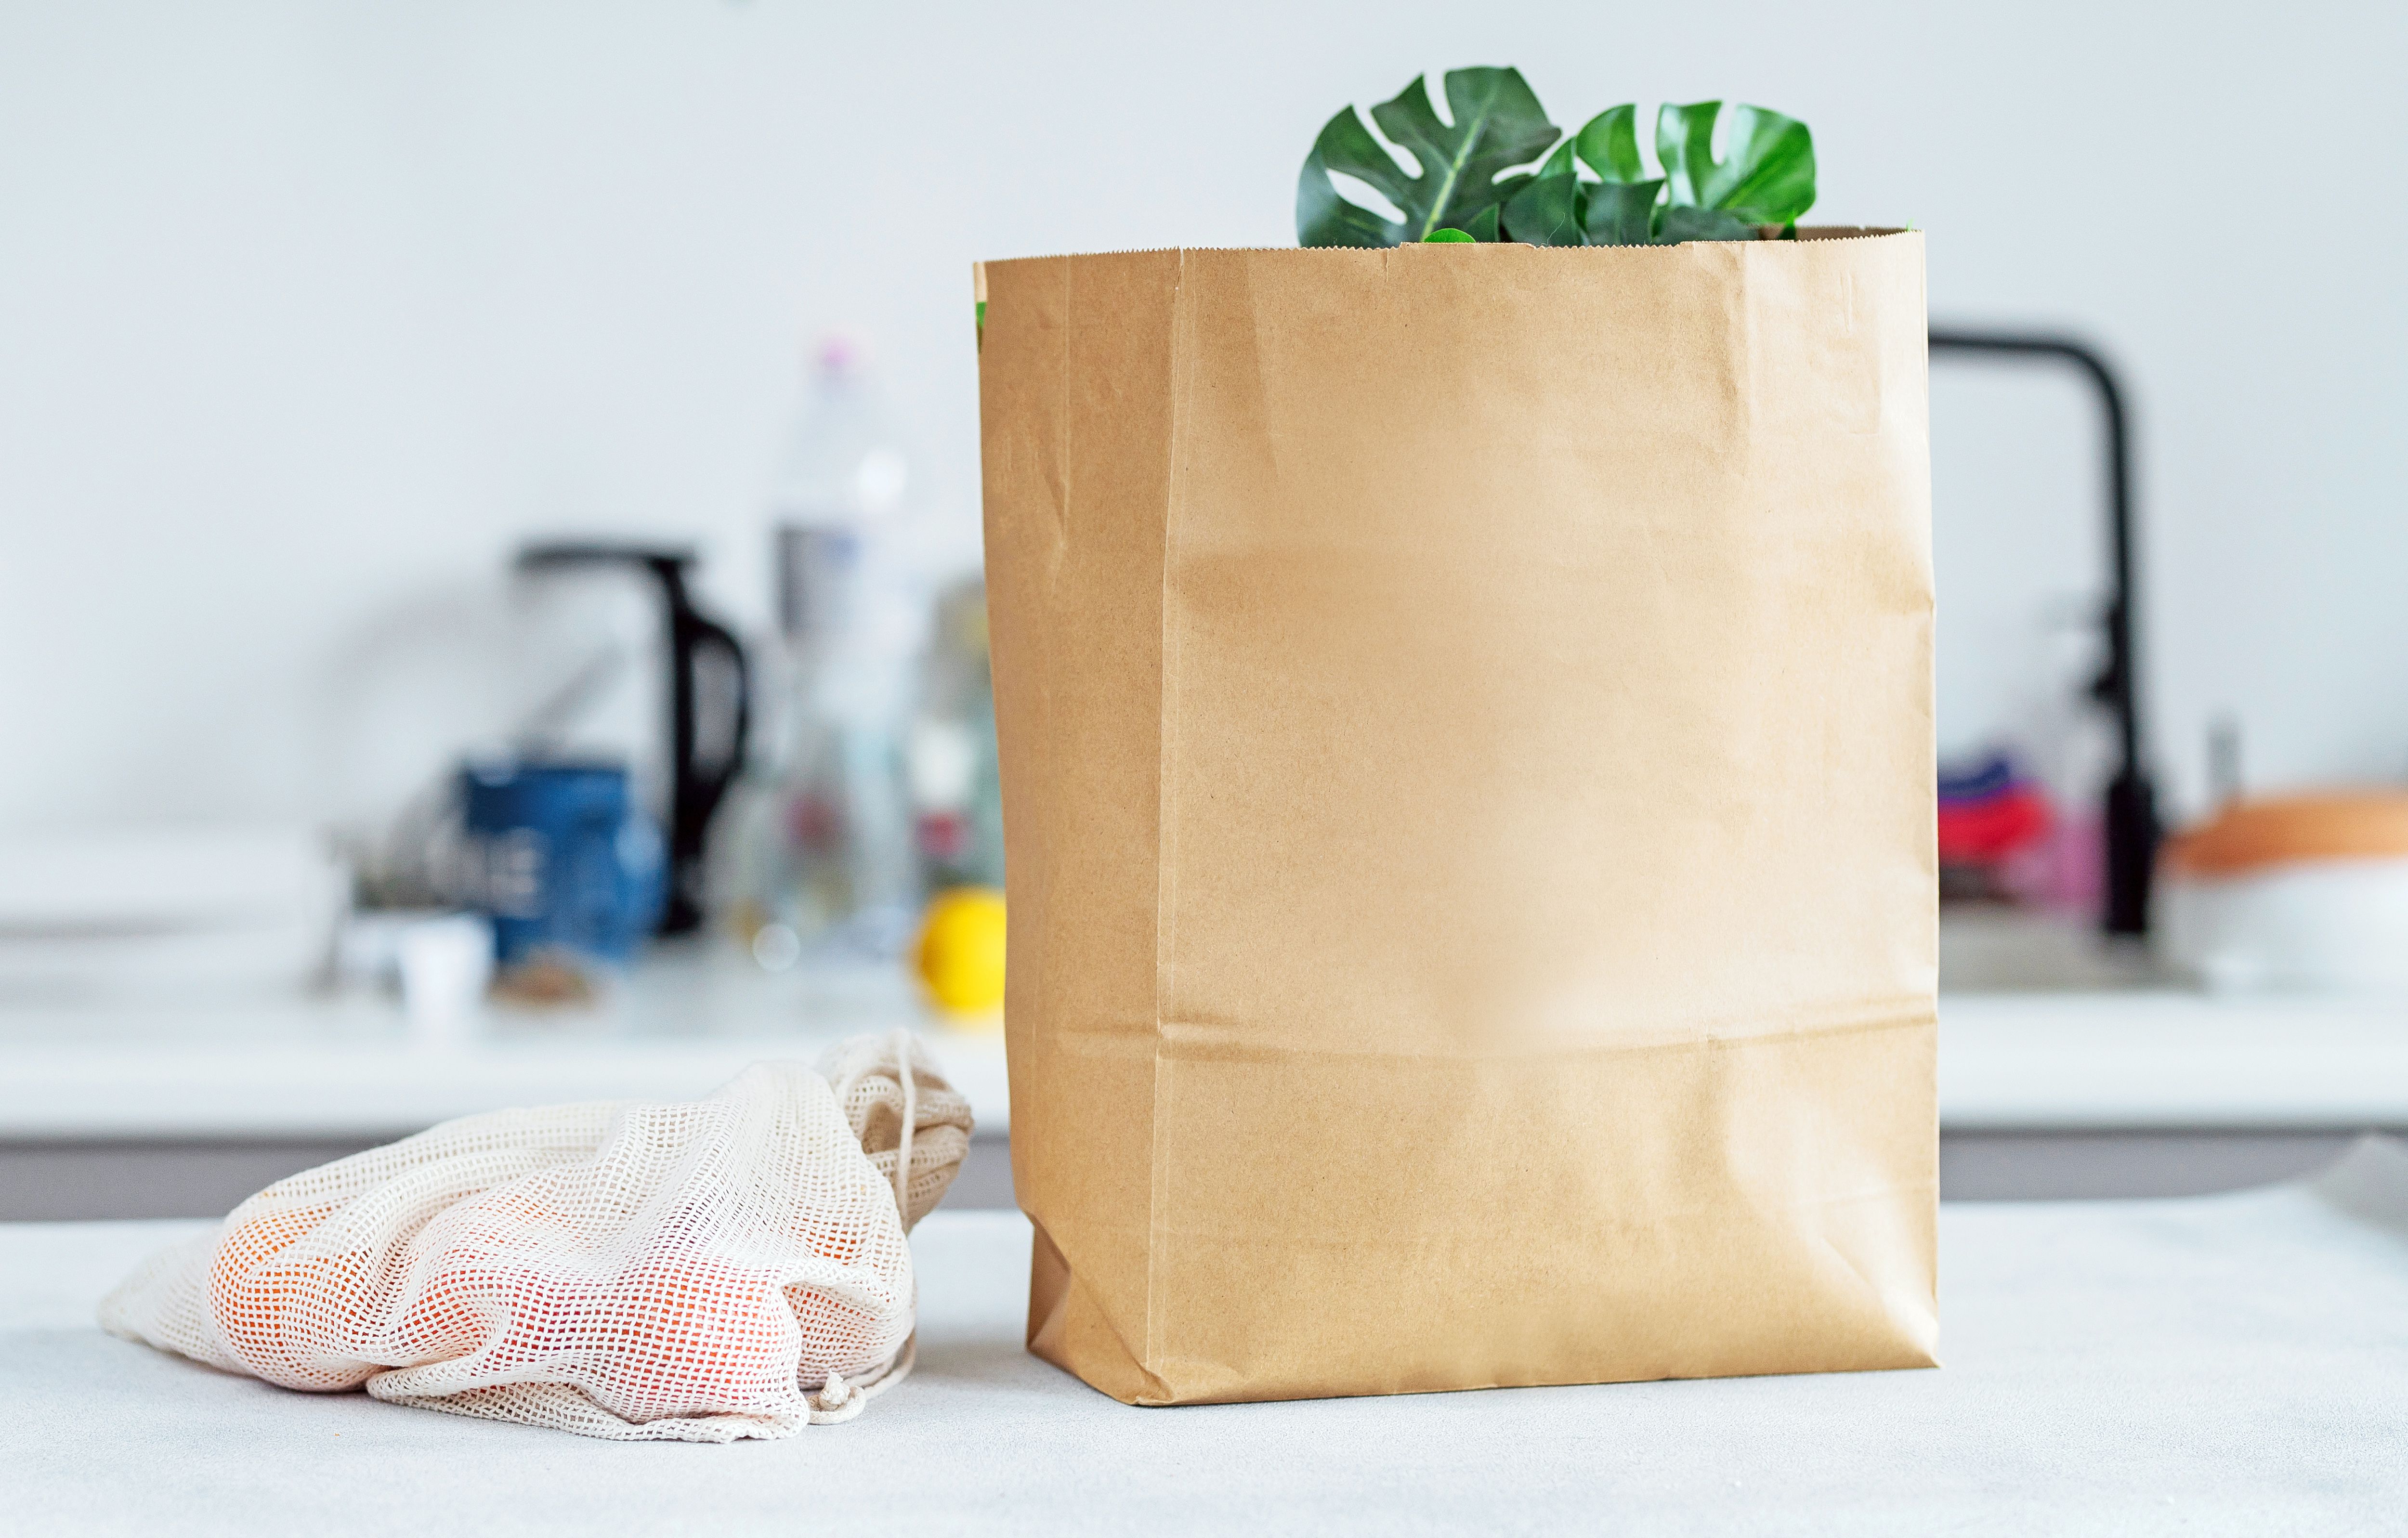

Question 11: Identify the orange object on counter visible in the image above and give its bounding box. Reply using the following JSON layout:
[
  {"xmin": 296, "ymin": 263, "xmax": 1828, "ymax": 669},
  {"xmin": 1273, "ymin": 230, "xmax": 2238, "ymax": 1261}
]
[{"xmin": 2163, "ymin": 791, "xmax": 2408, "ymax": 878}]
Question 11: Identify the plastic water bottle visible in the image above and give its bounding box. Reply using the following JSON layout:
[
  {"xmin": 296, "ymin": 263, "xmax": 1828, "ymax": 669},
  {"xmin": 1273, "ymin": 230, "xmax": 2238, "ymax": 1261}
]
[
  {"xmin": 906, "ymin": 577, "xmax": 1006, "ymax": 893},
  {"xmin": 746, "ymin": 339, "xmax": 931, "ymax": 960}
]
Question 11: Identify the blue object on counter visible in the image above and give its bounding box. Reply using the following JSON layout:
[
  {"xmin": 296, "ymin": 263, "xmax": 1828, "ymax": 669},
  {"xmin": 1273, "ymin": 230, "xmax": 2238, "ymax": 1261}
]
[
  {"xmin": 458, "ymin": 760, "xmax": 664, "ymax": 966},
  {"xmin": 1938, "ymin": 750, "xmax": 2021, "ymax": 805}
]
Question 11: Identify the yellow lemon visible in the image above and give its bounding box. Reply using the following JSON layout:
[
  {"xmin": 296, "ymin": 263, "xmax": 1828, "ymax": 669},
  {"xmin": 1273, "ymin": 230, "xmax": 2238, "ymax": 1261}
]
[{"xmin": 914, "ymin": 886, "xmax": 1006, "ymax": 1021}]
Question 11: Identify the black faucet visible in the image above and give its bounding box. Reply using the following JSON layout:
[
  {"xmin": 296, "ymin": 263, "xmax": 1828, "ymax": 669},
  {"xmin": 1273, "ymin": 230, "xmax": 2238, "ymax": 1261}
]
[{"xmin": 1928, "ymin": 329, "xmax": 2160, "ymax": 938}]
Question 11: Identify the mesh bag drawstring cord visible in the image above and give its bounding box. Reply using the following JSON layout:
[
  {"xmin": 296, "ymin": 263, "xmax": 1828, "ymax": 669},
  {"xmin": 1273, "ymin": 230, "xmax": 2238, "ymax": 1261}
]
[{"xmin": 811, "ymin": 1028, "xmax": 922, "ymax": 1425}]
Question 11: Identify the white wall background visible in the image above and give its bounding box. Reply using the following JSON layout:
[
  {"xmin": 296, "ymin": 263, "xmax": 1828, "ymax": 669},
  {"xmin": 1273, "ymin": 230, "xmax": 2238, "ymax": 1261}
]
[{"xmin": 3, "ymin": 0, "xmax": 2404, "ymax": 838}]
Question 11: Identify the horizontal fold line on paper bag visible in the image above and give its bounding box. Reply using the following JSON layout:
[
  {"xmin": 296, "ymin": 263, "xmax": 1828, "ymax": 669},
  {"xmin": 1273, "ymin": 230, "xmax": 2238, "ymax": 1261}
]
[{"xmin": 1146, "ymin": 1002, "xmax": 1936, "ymax": 1066}]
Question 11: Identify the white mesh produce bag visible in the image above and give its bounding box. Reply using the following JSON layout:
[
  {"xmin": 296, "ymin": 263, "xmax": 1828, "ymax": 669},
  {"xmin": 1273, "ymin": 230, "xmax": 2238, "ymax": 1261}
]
[{"xmin": 99, "ymin": 1030, "xmax": 970, "ymax": 1442}]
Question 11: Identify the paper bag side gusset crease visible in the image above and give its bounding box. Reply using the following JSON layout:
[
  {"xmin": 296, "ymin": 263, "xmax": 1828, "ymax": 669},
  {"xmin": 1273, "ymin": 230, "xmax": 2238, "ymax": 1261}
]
[
  {"xmin": 982, "ymin": 235, "xmax": 1937, "ymax": 1407},
  {"xmin": 981, "ymin": 250, "xmax": 1185, "ymax": 1404}
]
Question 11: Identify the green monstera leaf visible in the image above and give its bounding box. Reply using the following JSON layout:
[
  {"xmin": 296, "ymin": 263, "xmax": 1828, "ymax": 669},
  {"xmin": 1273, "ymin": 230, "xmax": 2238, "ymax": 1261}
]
[
  {"xmin": 1502, "ymin": 173, "xmax": 1584, "ymax": 246},
  {"xmin": 1581, "ymin": 179, "xmax": 1665, "ymax": 245},
  {"xmin": 1568, "ymin": 100, "xmax": 1816, "ymax": 244},
  {"xmin": 1297, "ymin": 67, "xmax": 1559, "ymax": 246},
  {"xmin": 1573, "ymin": 104, "xmax": 1647, "ymax": 183},
  {"xmin": 1656, "ymin": 204, "xmax": 1764, "ymax": 242},
  {"xmin": 1297, "ymin": 105, "xmax": 1418, "ymax": 247},
  {"xmin": 1654, "ymin": 101, "xmax": 1816, "ymax": 225},
  {"xmin": 1565, "ymin": 105, "xmax": 1663, "ymax": 245}
]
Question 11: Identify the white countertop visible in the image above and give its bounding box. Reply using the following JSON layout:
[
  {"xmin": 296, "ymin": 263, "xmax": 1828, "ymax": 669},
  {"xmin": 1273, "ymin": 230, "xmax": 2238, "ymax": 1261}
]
[
  {"xmin": 0, "ymin": 946, "xmax": 1012, "ymax": 1140},
  {"xmin": 3, "ymin": 944, "xmax": 2405, "ymax": 1140},
  {"xmin": 8, "ymin": 1144, "xmax": 2408, "ymax": 1535},
  {"xmin": 1937, "ymin": 990, "xmax": 2408, "ymax": 1129}
]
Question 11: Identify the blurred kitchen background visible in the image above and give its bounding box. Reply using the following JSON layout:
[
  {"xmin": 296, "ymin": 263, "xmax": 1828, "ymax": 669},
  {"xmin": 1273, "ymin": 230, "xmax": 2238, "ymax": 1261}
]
[{"xmin": 5, "ymin": 1, "xmax": 2406, "ymax": 1216}]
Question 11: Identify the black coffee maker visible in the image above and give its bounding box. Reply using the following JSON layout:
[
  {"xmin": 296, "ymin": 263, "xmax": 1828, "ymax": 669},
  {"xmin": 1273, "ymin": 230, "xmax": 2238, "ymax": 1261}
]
[{"xmin": 512, "ymin": 543, "xmax": 750, "ymax": 935}]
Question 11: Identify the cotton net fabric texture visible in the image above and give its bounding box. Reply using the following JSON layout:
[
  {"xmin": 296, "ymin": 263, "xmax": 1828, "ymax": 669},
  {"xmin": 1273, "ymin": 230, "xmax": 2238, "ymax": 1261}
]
[{"xmin": 98, "ymin": 1031, "xmax": 970, "ymax": 1442}]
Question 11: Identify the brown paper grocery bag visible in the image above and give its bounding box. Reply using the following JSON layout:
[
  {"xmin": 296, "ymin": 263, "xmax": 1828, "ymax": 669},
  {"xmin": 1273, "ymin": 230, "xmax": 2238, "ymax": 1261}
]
[{"xmin": 976, "ymin": 233, "xmax": 1937, "ymax": 1406}]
